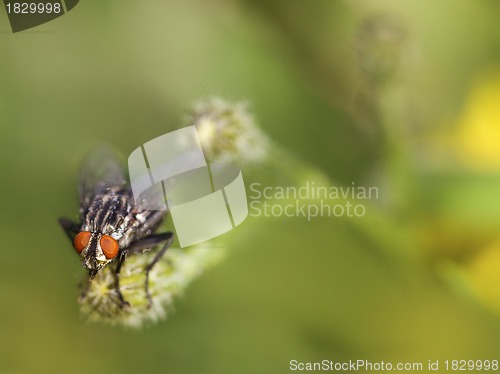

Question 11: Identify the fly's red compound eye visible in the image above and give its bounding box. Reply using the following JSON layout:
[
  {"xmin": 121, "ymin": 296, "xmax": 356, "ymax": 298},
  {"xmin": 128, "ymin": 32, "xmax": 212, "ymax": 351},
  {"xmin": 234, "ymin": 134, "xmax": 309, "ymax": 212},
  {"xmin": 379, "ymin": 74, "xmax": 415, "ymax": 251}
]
[
  {"xmin": 100, "ymin": 235, "xmax": 119, "ymax": 259},
  {"xmin": 73, "ymin": 231, "xmax": 91, "ymax": 254}
]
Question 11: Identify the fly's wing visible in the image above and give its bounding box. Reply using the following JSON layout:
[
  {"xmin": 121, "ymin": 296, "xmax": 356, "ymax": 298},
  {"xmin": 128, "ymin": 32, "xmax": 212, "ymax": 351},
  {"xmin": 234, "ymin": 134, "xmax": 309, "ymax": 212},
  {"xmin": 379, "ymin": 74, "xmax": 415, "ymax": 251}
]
[
  {"xmin": 134, "ymin": 181, "xmax": 169, "ymax": 212},
  {"xmin": 78, "ymin": 147, "xmax": 127, "ymax": 215}
]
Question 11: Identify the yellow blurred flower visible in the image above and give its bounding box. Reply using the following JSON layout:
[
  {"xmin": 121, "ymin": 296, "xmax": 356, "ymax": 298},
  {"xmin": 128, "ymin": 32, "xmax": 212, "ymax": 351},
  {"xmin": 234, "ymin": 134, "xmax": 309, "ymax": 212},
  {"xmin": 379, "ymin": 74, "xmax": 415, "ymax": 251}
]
[
  {"xmin": 454, "ymin": 71, "xmax": 500, "ymax": 171},
  {"xmin": 464, "ymin": 239, "xmax": 500, "ymax": 314}
]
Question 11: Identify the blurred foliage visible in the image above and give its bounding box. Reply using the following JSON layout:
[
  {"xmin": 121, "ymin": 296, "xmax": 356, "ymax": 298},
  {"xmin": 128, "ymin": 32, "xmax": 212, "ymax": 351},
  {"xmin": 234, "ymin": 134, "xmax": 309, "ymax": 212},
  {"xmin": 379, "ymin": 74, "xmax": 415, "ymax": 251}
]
[{"xmin": 2, "ymin": 0, "xmax": 500, "ymax": 373}]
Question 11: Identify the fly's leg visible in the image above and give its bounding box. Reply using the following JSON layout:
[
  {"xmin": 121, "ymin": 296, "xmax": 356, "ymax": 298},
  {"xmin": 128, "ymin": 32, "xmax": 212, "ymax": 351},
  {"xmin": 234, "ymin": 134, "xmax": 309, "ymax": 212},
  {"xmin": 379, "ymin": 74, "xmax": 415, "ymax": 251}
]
[
  {"xmin": 58, "ymin": 217, "xmax": 80, "ymax": 242},
  {"xmin": 113, "ymin": 251, "xmax": 130, "ymax": 309},
  {"xmin": 144, "ymin": 234, "xmax": 174, "ymax": 308},
  {"xmin": 125, "ymin": 232, "xmax": 174, "ymax": 308}
]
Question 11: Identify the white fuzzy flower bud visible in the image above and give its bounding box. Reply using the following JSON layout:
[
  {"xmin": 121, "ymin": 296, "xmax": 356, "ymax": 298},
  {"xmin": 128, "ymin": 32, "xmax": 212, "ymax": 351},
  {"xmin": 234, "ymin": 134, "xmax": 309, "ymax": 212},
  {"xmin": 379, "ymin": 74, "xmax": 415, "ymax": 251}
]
[{"xmin": 187, "ymin": 97, "xmax": 269, "ymax": 163}]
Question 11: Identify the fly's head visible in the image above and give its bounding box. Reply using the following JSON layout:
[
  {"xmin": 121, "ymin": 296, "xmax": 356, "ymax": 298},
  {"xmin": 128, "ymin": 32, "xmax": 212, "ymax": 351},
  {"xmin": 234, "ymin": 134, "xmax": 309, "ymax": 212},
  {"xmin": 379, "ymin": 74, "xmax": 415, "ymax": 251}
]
[{"xmin": 73, "ymin": 231, "xmax": 120, "ymax": 277}]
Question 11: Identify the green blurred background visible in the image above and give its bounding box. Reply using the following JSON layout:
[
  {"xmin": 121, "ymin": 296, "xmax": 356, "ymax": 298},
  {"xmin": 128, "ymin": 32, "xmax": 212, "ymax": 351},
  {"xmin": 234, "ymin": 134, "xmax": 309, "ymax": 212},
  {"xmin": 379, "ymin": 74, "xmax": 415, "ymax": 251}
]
[{"xmin": 2, "ymin": 0, "xmax": 500, "ymax": 373}]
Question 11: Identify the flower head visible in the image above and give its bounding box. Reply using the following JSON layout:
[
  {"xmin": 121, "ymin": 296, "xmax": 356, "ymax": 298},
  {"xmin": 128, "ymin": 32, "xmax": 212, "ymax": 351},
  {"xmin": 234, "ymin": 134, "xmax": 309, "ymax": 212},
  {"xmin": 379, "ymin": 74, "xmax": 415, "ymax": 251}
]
[
  {"xmin": 187, "ymin": 97, "xmax": 269, "ymax": 163},
  {"xmin": 79, "ymin": 244, "xmax": 224, "ymax": 328}
]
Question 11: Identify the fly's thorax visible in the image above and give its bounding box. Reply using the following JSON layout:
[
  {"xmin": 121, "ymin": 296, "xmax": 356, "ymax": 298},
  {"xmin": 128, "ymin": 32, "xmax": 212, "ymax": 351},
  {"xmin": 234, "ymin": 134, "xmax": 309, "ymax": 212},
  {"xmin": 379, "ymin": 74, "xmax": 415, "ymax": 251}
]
[{"xmin": 82, "ymin": 188, "xmax": 134, "ymax": 234}]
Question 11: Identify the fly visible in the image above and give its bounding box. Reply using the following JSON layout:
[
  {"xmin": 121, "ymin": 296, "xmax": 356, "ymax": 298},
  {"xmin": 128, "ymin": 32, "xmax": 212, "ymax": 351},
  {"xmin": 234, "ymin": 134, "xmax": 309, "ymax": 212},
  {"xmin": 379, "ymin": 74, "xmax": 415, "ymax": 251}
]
[{"xmin": 59, "ymin": 147, "xmax": 173, "ymax": 308}]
